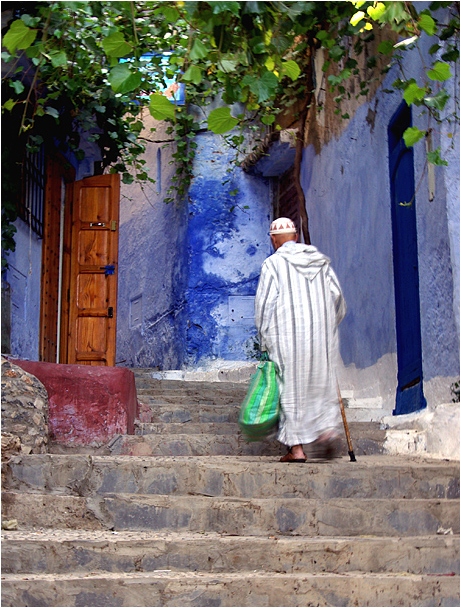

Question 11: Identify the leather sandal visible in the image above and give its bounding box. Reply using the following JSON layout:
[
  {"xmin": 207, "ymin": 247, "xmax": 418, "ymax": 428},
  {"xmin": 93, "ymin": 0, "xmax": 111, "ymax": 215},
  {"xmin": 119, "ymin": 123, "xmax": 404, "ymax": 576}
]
[{"xmin": 280, "ymin": 449, "xmax": 306, "ymax": 463}]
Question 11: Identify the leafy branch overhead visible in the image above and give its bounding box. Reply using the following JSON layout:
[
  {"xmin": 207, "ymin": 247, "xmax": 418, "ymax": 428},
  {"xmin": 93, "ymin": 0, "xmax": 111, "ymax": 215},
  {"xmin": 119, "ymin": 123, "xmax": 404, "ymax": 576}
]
[{"xmin": 1, "ymin": 1, "xmax": 459, "ymax": 191}]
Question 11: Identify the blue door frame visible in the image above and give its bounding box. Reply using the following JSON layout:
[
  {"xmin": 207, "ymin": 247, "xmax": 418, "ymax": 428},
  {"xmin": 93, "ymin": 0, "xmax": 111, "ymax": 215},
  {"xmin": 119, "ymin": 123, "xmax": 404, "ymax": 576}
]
[{"xmin": 388, "ymin": 103, "xmax": 427, "ymax": 415}]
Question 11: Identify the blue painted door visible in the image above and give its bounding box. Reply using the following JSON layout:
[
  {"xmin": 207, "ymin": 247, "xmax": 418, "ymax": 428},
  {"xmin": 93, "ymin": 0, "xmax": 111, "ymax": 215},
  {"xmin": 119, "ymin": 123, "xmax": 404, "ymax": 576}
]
[{"xmin": 388, "ymin": 104, "xmax": 426, "ymax": 415}]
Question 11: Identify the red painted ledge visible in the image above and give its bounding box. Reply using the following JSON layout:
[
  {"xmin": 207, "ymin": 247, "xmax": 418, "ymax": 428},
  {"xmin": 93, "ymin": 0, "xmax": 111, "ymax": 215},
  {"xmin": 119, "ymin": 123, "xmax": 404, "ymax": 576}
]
[{"xmin": 10, "ymin": 359, "xmax": 138, "ymax": 446}]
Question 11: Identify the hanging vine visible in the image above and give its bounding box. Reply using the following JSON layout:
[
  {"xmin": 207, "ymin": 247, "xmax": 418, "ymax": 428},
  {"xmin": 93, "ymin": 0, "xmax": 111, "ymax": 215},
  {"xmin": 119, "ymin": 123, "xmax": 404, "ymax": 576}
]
[{"xmin": 1, "ymin": 1, "xmax": 459, "ymax": 263}]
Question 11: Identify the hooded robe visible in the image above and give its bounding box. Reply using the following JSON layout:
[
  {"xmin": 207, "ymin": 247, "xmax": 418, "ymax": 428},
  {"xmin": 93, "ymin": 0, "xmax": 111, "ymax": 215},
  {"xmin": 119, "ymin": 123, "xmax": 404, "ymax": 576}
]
[{"xmin": 255, "ymin": 241, "xmax": 346, "ymax": 446}]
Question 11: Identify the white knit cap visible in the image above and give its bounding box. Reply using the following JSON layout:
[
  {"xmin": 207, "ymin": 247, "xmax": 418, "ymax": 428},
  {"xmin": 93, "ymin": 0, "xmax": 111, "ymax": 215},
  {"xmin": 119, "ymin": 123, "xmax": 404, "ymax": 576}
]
[{"xmin": 269, "ymin": 217, "xmax": 297, "ymax": 234}]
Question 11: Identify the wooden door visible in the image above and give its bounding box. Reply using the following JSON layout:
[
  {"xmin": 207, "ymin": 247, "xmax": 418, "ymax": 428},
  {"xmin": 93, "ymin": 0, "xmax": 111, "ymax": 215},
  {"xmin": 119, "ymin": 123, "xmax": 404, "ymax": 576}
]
[
  {"xmin": 64, "ymin": 174, "xmax": 120, "ymax": 366},
  {"xmin": 277, "ymin": 168, "xmax": 301, "ymax": 235},
  {"xmin": 40, "ymin": 153, "xmax": 75, "ymax": 362}
]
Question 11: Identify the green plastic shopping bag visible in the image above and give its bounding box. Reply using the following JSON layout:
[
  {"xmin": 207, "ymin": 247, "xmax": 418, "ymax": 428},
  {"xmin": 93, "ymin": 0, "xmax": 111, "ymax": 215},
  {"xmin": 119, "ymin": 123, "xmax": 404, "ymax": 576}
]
[{"xmin": 239, "ymin": 353, "xmax": 280, "ymax": 441}]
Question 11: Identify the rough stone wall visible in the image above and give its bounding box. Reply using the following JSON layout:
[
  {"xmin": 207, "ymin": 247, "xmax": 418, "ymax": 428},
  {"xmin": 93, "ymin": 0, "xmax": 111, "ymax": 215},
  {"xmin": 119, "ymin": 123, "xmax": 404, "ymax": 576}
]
[
  {"xmin": 1, "ymin": 357, "xmax": 48, "ymax": 456},
  {"xmin": 116, "ymin": 113, "xmax": 189, "ymax": 369},
  {"xmin": 306, "ymin": 25, "xmax": 398, "ymax": 153}
]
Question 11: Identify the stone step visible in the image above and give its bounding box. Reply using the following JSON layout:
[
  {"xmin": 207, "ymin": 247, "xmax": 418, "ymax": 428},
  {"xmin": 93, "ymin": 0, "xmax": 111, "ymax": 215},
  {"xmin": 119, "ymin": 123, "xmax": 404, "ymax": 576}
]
[
  {"xmin": 2, "ymin": 530, "xmax": 458, "ymax": 576},
  {"xmin": 3, "ymin": 490, "xmax": 459, "ymax": 537},
  {"xmin": 112, "ymin": 430, "xmax": 386, "ymax": 457},
  {"xmin": 134, "ymin": 380, "xmax": 248, "ymax": 404},
  {"xmin": 5, "ymin": 454, "xmax": 460, "ymax": 501},
  {"xmin": 137, "ymin": 401, "xmax": 241, "ymax": 423},
  {"xmin": 132, "ymin": 419, "xmax": 387, "ymax": 457},
  {"xmin": 1, "ymin": 569, "xmax": 459, "ymax": 607},
  {"xmin": 136, "ymin": 421, "xmax": 240, "ymax": 435},
  {"xmin": 111, "ymin": 432, "xmax": 284, "ymax": 456}
]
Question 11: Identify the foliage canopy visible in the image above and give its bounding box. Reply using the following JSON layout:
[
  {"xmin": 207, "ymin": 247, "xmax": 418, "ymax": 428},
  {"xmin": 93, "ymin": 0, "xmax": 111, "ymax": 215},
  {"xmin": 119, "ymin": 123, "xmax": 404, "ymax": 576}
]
[{"xmin": 1, "ymin": 1, "xmax": 459, "ymax": 256}]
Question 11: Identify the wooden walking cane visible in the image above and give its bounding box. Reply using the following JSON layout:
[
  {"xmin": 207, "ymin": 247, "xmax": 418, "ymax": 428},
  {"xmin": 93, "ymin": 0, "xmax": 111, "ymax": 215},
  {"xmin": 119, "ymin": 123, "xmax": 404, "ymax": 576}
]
[{"xmin": 337, "ymin": 382, "xmax": 356, "ymax": 462}]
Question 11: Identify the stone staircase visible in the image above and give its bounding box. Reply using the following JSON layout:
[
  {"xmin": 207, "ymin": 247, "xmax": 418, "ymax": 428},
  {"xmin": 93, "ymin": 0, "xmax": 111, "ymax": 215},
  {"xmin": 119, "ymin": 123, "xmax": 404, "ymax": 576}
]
[{"xmin": 1, "ymin": 369, "xmax": 460, "ymax": 607}]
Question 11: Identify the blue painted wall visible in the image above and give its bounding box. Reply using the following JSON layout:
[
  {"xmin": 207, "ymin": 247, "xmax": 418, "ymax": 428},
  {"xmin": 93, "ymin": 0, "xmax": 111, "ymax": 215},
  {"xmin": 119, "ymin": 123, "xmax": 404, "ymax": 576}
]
[
  {"xmin": 185, "ymin": 131, "xmax": 272, "ymax": 363},
  {"xmin": 116, "ymin": 117, "xmax": 189, "ymax": 369},
  {"xmin": 301, "ymin": 10, "xmax": 459, "ymax": 407}
]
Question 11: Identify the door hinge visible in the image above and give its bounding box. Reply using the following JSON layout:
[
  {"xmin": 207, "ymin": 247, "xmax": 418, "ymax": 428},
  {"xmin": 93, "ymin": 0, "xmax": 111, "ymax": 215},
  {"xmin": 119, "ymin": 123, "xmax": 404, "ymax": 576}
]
[
  {"xmin": 108, "ymin": 307, "xmax": 114, "ymax": 318},
  {"xmin": 111, "ymin": 220, "xmax": 117, "ymax": 231}
]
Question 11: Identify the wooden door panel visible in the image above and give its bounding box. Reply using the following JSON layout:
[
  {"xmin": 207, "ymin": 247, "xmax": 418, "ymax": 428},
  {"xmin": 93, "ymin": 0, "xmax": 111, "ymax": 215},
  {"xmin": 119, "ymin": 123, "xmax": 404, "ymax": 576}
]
[
  {"xmin": 76, "ymin": 317, "xmax": 108, "ymax": 362},
  {"xmin": 78, "ymin": 231, "xmax": 111, "ymax": 265},
  {"xmin": 40, "ymin": 154, "xmax": 75, "ymax": 363},
  {"xmin": 76, "ymin": 274, "xmax": 108, "ymax": 309},
  {"xmin": 67, "ymin": 174, "xmax": 120, "ymax": 366}
]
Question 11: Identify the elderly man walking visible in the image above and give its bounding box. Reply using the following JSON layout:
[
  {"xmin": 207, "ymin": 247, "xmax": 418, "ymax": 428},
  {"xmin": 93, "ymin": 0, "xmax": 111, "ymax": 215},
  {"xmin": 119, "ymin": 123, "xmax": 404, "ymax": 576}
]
[{"xmin": 255, "ymin": 217, "xmax": 346, "ymax": 462}]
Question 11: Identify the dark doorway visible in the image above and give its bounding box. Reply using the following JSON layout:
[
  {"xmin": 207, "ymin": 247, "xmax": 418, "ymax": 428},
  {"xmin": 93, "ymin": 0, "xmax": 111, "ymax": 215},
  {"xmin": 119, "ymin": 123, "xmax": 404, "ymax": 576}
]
[{"xmin": 388, "ymin": 103, "xmax": 427, "ymax": 415}]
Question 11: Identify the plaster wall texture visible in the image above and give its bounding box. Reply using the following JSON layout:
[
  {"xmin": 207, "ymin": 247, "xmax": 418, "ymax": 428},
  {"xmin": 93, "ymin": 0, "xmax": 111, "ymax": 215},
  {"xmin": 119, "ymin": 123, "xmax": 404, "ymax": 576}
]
[
  {"xmin": 3, "ymin": 222, "xmax": 42, "ymax": 361},
  {"xmin": 302, "ymin": 20, "xmax": 459, "ymax": 411},
  {"xmin": 116, "ymin": 116, "xmax": 189, "ymax": 369},
  {"xmin": 186, "ymin": 131, "xmax": 272, "ymax": 364}
]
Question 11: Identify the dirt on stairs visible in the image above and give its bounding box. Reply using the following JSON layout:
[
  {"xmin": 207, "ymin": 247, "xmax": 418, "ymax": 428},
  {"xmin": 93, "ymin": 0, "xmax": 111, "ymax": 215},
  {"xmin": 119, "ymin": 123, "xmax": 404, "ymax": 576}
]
[{"xmin": 1, "ymin": 369, "xmax": 460, "ymax": 607}]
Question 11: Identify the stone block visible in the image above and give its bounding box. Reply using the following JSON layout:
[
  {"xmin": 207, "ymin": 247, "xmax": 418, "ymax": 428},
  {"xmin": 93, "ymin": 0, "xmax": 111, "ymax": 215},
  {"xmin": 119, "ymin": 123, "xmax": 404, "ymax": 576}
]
[
  {"xmin": 1, "ymin": 358, "xmax": 48, "ymax": 454},
  {"xmin": 9, "ymin": 359, "xmax": 138, "ymax": 446}
]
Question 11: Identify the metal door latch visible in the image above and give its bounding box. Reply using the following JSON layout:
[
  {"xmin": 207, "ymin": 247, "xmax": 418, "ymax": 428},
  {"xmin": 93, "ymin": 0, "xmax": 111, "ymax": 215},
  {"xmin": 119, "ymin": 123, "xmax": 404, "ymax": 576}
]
[{"xmin": 101, "ymin": 265, "xmax": 115, "ymax": 275}]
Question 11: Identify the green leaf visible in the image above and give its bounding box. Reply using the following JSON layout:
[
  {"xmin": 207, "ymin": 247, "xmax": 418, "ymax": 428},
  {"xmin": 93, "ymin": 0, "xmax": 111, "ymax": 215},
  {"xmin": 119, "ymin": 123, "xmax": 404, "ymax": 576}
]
[
  {"xmin": 161, "ymin": 6, "xmax": 179, "ymax": 22},
  {"xmin": 403, "ymin": 126, "xmax": 425, "ymax": 147},
  {"xmin": 207, "ymin": 107, "xmax": 239, "ymax": 134},
  {"xmin": 218, "ymin": 58, "xmax": 237, "ymax": 73},
  {"xmin": 427, "ymin": 146, "xmax": 448, "ymax": 166},
  {"xmin": 281, "ymin": 60, "xmax": 301, "ymax": 81},
  {"xmin": 418, "ymin": 13, "xmax": 436, "ymax": 36},
  {"xmin": 122, "ymin": 173, "xmax": 134, "ymax": 185},
  {"xmin": 212, "ymin": 2, "xmax": 240, "ymax": 16},
  {"xmin": 377, "ymin": 40, "xmax": 394, "ymax": 55},
  {"xmin": 315, "ymin": 30, "xmax": 329, "ymax": 42},
  {"xmin": 381, "ymin": 2, "xmax": 410, "ymax": 24},
  {"xmin": 48, "ymin": 50, "xmax": 67, "ymax": 68},
  {"xmin": 246, "ymin": 70, "xmax": 278, "ymax": 102},
  {"xmin": 45, "ymin": 107, "xmax": 60, "ymax": 119},
  {"xmin": 3, "ymin": 20, "xmax": 37, "ymax": 53},
  {"xmin": 261, "ymin": 114, "xmax": 275, "ymax": 125},
  {"xmin": 3, "ymin": 99, "xmax": 16, "ymax": 111},
  {"xmin": 428, "ymin": 43, "xmax": 441, "ymax": 55},
  {"xmin": 102, "ymin": 33, "xmax": 132, "ymax": 58},
  {"xmin": 108, "ymin": 64, "xmax": 142, "ymax": 94},
  {"xmin": 10, "ymin": 80, "xmax": 25, "ymax": 94},
  {"xmin": 350, "ymin": 11, "xmax": 366, "ymax": 27},
  {"xmin": 441, "ymin": 47, "xmax": 459, "ymax": 63},
  {"xmin": 189, "ymin": 39, "xmax": 208, "ymax": 60},
  {"xmin": 250, "ymin": 36, "xmax": 266, "ymax": 54},
  {"xmin": 329, "ymin": 45, "xmax": 344, "ymax": 62},
  {"xmin": 403, "ymin": 82, "xmax": 426, "ymax": 106},
  {"xmin": 182, "ymin": 65, "xmax": 202, "ymax": 85},
  {"xmin": 367, "ymin": 2, "xmax": 386, "ymax": 20},
  {"xmin": 149, "ymin": 93, "xmax": 176, "ymax": 121},
  {"xmin": 427, "ymin": 61, "xmax": 452, "ymax": 81},
  {"xmin": 424, "ymin": 89, "xmax": 449, "ymax": 111}
]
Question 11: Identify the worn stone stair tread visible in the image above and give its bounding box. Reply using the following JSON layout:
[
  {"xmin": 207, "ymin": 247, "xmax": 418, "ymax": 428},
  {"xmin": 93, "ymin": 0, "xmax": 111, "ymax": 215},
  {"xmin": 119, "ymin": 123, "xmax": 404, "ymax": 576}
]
[
  {"xmin": 135, "ymin": 422, "xmax": 241, "ymax": 435},
  {"xmin": 3, "ymin": 371, "xmax": 460, "ymax": 607},
  {"xmin": 6, "ymin": 454, "xmax": 460, "ymax": 500},
  {"xmin": 1, "ymin": 570, "xmax": 459, "ymax": 608},
  {"xmin": 3, "ymin": 490, "xmax": 459, "ymax": 537},
  {"xmin": 110, "ymin": 432, "xmax": 386, "ymax": 457},
  {"xmin": 2, "ymin": 530, "xmax": 459, "ymax": 576}
]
